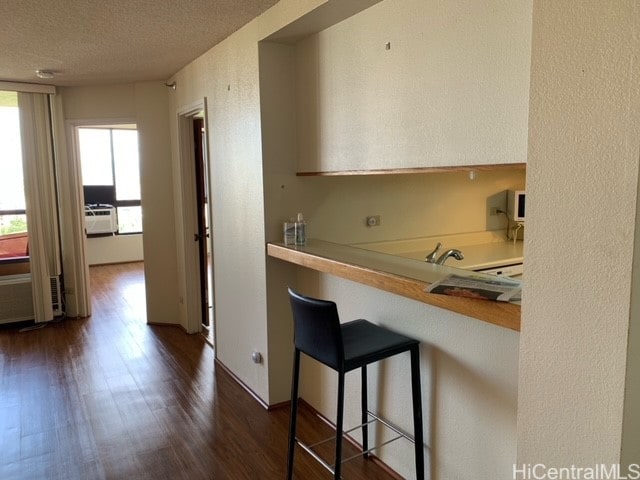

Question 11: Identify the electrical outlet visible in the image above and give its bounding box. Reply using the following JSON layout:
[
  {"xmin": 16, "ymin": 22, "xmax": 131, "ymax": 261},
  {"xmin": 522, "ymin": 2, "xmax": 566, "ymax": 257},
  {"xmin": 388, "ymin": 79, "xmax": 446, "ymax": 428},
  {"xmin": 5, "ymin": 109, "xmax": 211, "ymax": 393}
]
[
  {"xmin": 251, "ymin": 351, "xmax": 263, "ymax": 364},
  {"xmin": 366, "ymin": 215, "xmax": 381, "ymax": 227}
]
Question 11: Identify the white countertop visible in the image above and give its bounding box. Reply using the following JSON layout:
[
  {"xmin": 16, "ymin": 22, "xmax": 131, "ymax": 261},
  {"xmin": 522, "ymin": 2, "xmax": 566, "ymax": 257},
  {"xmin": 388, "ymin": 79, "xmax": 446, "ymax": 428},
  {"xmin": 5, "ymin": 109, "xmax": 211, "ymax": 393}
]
[
  {"xmin": 283, "ymin": 239, "xmax": 451, "ymax": 285},
  {"xmin": 352, "ymin": 231, "xmax": 524, "ymax": 271},
  {"xmin": 279, "ymin": 238, "xmax": 521, "ymax": 291}
]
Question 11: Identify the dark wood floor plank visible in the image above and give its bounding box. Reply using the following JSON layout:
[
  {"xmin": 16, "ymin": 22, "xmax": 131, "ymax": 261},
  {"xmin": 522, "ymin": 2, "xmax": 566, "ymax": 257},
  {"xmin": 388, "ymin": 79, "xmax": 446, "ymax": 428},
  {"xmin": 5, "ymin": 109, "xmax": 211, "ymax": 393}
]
[{"xmin": 0, "ymin": 262, "xmax": 397, "ymax": 479}]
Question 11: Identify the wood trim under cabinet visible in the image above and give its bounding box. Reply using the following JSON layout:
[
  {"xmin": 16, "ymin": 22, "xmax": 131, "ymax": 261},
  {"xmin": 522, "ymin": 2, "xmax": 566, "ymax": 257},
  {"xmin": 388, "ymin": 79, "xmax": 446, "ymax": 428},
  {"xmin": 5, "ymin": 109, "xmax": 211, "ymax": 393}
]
[
  {"xmin": 267, "ymin": 243, "xmax": 521, "ymax": 332},
  {"xmin": 296, "ymin": 163, "xmax": 526, "ymax": 177}
]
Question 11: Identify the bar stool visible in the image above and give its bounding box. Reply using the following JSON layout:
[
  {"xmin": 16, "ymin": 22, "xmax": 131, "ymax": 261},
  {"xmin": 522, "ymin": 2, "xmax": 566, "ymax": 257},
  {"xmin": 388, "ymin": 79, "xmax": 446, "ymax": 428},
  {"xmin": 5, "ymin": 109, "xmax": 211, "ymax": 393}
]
[{"xmin": 286, "ymin": 288, "xmax": 424, "ymax": 480}]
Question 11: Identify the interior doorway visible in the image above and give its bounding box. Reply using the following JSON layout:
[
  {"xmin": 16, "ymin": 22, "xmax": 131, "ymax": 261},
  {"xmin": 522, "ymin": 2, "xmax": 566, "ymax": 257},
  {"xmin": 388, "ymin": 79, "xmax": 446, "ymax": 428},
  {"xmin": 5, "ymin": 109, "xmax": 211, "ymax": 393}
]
[
  {"xmin": 74, "ymin": 122, "xmax": 146, "ymax": 316},
  {"xmin": 192, "ymin": 115, "xmax": 214, "ymax": 342},
  {"xmin": 176, "ymin": 99, "xmax": 215, "ymax": 342}
]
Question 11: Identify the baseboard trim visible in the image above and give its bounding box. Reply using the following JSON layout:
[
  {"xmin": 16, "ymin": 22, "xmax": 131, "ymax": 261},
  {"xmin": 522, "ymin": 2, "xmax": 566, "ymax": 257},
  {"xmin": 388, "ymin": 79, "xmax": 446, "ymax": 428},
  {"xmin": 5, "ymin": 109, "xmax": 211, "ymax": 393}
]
[
  {"xmin": 147, "ymin": 321, "xmax": 189, "ymax": 334},
  {"xmin": 88, "ymin": 260, "xmax": 144, "ymax": 267},
  {"xmin": 267, "ymin": 399, "xmax": 291, "ymax": 411},
  {"xmin": 214, "ymin": 358, "xmax": 270, "ymax": 410},
  {"xmin": 208, "ymin": 360, "xmax": 403, "ymax": 478}
]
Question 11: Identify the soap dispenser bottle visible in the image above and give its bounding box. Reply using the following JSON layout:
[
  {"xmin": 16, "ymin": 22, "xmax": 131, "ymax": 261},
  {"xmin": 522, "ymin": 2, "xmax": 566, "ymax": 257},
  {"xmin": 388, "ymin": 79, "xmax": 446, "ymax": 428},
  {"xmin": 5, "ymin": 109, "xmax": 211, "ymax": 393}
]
[{"xmin": 295, "ymin": 213, "xmax": 306, "ymax": 246}]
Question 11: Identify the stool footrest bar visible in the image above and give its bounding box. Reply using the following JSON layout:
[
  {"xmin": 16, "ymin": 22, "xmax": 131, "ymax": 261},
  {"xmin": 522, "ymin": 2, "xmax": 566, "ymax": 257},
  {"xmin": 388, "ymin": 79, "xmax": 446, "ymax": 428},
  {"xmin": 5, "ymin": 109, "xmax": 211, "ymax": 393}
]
[
  {"xmin": 341, "ymin": 434, "xmax": 404, "ymax": 463},
  {"xmin": 295, "ymin": 438, "xmax": 335, "ymax": 475},
  {"xmin": 307, "ymin": 418, "xmax": 378, "ymax": 449},
  {"xmin": 295, "ymin": 411, "xmax": 414, "ymax": 473},
  {"xmin": 367, "ymin": 411, "xmax": 415, "ymax": 444}
]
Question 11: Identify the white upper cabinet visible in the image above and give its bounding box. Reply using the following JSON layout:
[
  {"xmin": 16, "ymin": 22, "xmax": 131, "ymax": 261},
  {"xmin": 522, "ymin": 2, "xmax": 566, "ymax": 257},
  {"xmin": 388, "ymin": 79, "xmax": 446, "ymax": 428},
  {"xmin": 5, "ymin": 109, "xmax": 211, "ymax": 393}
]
[{"xmin": 295, "ymin": 0, "xmax": 532, "ymax": 173}]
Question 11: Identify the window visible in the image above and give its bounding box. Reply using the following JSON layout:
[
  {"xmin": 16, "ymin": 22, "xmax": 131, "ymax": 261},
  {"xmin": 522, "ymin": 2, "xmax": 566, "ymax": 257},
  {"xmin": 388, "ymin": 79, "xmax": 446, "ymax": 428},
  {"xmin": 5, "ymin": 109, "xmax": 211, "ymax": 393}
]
[
  {"xmin": 0, "ymin": 90, "xmax": 29, "ymax": 261},
  {"xmin": 78, "ymin": 127, "xmax": 142, "ymax": 234}
]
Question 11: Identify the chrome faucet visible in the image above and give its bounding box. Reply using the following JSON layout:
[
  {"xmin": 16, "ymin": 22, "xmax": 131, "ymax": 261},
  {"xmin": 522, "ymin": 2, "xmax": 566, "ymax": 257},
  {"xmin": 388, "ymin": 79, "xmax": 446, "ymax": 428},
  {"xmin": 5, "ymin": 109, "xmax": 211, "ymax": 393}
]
[
  {"xmin": 424, "ymin": 242, "xmax": 442, "ymax": 263},
  {"xmin": 435, "ymin": 249, "xmax": 464, "ymax": 265}
]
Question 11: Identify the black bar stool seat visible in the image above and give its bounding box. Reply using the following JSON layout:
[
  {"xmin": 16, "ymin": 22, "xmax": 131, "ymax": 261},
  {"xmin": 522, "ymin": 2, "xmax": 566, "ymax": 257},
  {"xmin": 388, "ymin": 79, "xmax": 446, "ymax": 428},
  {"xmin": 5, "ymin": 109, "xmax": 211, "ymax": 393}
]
[
  {"xmin": 342, "ymin": 319, "xmax": 418, "ymax": 371},
  {"xmin": 286, "ymin": 288, "xmax": 424, "ymax": 480}
]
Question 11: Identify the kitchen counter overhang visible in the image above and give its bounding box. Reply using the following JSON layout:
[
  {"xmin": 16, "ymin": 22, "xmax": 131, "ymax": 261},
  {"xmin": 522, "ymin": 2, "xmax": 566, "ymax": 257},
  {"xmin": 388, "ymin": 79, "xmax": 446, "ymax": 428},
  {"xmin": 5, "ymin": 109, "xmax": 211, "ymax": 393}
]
[{"xmin": 267, "ymin": 239, "xmax": 520, "ymax": 332}]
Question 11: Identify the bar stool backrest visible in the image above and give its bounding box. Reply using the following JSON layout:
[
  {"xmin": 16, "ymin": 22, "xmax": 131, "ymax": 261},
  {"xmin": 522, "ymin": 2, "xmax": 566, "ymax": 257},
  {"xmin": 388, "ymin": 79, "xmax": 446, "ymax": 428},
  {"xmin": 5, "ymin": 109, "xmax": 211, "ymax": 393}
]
[{"xmin": 288, "ymin": 287, "xmax": 344, "ymax": 370}]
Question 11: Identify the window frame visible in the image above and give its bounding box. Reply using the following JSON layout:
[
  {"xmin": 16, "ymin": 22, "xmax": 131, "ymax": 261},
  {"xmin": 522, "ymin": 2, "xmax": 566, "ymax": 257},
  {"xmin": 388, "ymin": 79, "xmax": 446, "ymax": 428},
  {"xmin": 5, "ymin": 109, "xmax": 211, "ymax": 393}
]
[
  {"xmin": 0, "ymin": 91, "xmax": 29, "ymax": 263},
  {"xmin": 78, "ymin": 126, "xmax": 142, "ymax": 236}
]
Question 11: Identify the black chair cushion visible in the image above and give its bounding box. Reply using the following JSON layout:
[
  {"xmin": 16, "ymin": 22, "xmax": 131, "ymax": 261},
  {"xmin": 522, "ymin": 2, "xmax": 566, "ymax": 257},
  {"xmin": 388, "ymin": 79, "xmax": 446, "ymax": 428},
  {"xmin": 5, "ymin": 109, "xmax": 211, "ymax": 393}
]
[{"xmin": 342, "ymin": 319, "xmax": 419, "ymax": 372}]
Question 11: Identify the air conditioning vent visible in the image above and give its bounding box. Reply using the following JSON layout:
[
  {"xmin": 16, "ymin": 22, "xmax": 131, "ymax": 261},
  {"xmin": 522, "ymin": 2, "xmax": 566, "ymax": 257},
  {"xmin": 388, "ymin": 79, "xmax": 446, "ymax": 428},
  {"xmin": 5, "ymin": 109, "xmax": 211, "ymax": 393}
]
[
  {"xmin": 85, "ymin": 205, "xmax": 118, "ymax": 234},
  {"xmin": 50, "ymin": 275, "xmax": 62, "ymax": 316}
]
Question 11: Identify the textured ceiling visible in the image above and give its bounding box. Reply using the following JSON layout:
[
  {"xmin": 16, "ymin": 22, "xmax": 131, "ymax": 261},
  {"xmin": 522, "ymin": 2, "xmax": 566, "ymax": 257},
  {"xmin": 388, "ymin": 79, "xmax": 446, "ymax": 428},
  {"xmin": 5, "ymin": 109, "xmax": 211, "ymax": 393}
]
[{"xmin": 0, "ymin": 0, "xmax": 279, "ymax": 87}]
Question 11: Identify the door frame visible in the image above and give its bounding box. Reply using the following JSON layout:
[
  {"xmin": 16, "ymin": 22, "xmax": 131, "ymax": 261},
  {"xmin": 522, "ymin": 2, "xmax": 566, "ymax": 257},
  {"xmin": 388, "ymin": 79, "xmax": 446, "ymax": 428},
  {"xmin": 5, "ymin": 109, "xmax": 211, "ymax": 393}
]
[
  {"xmin": 176, "ymin": 98, "xmax": 214, "ymax": 335},
  {"xmin": 192, "ymin": 116, "xmax": 210, "ymax": 327},
  {"xmin": 65, "ymin": 116, "xmax": 138, "ymax": 318}
]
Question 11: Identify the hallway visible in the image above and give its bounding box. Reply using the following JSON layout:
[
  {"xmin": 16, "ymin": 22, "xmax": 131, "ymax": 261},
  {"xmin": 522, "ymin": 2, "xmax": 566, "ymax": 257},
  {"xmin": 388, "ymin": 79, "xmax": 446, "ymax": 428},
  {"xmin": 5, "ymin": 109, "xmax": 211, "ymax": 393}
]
[{"xmin": 0, "ymin": 263, "xmax": 396, "ymax": 479}]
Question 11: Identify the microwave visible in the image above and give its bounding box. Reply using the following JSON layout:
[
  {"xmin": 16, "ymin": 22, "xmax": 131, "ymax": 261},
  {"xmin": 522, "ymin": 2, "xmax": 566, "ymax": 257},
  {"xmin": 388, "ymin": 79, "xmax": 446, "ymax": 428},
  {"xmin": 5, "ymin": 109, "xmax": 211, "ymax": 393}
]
[{"xmin": 507, "ymin": 190, "xmax": 525, "ymax": 222}]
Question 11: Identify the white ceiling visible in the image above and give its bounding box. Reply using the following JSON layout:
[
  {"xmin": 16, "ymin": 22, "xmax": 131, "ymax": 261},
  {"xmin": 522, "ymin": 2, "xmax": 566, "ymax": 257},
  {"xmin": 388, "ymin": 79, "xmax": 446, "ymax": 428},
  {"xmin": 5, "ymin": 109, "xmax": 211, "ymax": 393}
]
[{"xmin": 0, "ymin": 0, "xmax": 279, "ymax": 87}]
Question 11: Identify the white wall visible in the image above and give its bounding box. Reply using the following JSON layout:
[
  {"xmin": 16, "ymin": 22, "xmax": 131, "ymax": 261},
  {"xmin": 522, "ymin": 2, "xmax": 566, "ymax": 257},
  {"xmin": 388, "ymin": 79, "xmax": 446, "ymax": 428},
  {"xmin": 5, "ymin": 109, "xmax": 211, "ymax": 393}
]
[
  {"xmin": 295, "ymin": 0, "xmax": 532, "ymax": 172},
  {"xmin": 134, "ymin": 82, "xmax": 179, "ymax": 326},
  {"xmin": 624, "ymin": 174, "xmax": 640, "ymax": 468},
  {"xmin": 139, "ymin": 0, "xmax": 640, "ymax": 477},
  {"xmin": 61, "ymin": 83, "xmax": 179, "ymax": 325},
  {"xmin": 170, "ymin": 26, "xmax": 271, "ymax": 399},
  {"xmin": 299, "ymin": 170, "xmax": 525, "ymax": 245},
  {"xmin": 61, "ymin": 84, "xmax": 137, "ymax": 119},
  {"xmin": 257, "ymin": 30, "xmax": 525, "ymax": 477},
  {"xmin": 86, "ymin": 235, "xmax": 143, "ymax": 265},
  {"xmin": 518, "ymin": 0, "xmax": 640, "ymax": 468},
  {"xmin": 256, "ymin": 2, "xmax": 527, "ymax": 479},
  {"xmin": 169, "ymin": 0, "xmax": 336, "ymax": 403},
  {"xmin": 259, "ymin": 41, "xmax": 302, "ymax": 403},
  {"xmin": 167, "ymin": 0, "xmax": 530, "ymax": 477}
]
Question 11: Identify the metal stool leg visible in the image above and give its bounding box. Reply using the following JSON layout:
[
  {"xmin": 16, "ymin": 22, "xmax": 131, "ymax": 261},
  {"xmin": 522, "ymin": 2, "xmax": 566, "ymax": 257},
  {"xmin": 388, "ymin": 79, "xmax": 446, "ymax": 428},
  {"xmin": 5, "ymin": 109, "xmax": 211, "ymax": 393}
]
[
  {"xmin": 361, "ymin": 365, "xmax": 369, "ymax": 458},
  {"xmin": 287, "ymin": 349, "xmax": 301, "ymax": 480},
  {"xmin": 334, "ymin": 370, "xmax": 345, "ymax": 479},
  {"xmin": 410, "ymin": 346, "xmax": 424, "ymax": 480}
]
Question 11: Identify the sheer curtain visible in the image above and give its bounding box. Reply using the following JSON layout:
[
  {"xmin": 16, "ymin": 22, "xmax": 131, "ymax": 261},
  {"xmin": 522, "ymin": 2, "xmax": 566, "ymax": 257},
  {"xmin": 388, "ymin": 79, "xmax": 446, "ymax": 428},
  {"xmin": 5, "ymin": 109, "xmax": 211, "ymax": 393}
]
[{"xmin": 18, "ymin": 92, "xmax": 61, "ymax": 322}]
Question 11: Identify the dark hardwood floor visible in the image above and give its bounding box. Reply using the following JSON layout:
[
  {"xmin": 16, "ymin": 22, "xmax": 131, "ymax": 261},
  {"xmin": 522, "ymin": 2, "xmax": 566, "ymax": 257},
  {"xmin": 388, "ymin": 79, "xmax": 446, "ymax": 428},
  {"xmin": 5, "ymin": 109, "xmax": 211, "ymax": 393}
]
[{"xmin": 0, "ymin": 262, "xmax": 397, "ymax": 479}]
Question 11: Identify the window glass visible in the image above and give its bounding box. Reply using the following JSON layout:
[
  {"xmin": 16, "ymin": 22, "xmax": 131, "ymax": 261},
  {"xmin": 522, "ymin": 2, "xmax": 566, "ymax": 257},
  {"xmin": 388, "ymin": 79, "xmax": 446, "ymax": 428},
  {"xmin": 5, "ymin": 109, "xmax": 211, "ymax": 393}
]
[
  {"xmin": 116, "ymin": 206, "xmax": 142, "ymax": 234},
  {"xmin": 78, "ymin": 126, "xmax": 142, "ymax": 234},
  {"xmin": 78, "ymin": 128, "xmax": 113, "ymax": 186},
  {"xmin": 0, "ymin": 214, "xmax": 27, "ymax": 235},
  {"xmin": 0, "ymin": 91, "xmax": 29, "ymax": 261},
  {"xmin": 113, "ymin": 129, "xmax": 141, "ymax": 201},
  {"xmin": 0, "ymin": 92, "xmax": 25, "ymax": 211}
]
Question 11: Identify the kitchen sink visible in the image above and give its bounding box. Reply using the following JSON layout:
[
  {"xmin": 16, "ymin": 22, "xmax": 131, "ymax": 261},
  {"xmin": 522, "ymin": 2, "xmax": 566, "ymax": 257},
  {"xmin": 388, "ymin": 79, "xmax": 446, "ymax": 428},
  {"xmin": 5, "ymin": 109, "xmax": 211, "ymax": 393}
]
[{"xmin": 351, "ymin": 231, "xmax": 524, "ymax": 275}]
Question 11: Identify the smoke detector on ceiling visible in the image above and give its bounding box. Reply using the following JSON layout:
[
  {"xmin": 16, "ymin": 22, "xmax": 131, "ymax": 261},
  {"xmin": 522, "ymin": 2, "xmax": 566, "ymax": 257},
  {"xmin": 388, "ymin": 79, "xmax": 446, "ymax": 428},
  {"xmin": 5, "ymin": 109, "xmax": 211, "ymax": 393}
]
[{"xmin": 35, "ymin": 70, "xmax": 55, "ymax": 79}]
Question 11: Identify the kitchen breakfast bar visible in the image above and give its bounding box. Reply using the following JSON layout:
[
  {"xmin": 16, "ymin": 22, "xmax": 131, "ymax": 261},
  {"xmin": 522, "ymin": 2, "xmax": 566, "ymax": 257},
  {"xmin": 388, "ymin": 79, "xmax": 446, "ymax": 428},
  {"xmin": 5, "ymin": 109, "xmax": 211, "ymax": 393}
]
[{"xmin": 267, "ymin": 239, "xmax": 521, "ymax": 332}]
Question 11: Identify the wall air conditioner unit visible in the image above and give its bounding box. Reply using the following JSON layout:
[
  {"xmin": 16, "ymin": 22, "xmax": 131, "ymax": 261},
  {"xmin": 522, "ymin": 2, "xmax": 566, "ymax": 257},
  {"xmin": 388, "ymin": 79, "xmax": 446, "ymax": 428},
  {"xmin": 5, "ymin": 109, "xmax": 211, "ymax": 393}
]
[
  {"xmin": 85, "ymin": 205, "xmax": 117, "ymax": 234},
  {"xmin": 0, "ymin": 274, "xmax": 34, "ymax": 324},
  {"xmin": 0, "ymin": 274, "xmax": 63, "ymax": 324}
]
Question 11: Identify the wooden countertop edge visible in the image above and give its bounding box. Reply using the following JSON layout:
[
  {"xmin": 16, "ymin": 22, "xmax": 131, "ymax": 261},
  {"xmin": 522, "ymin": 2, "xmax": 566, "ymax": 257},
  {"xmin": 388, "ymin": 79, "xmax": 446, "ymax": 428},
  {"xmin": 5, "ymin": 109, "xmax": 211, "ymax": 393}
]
[
  {"xmin": 296, "ymin": 163, "xmax": 526, "ymax": 177},
  {"xmin": 267, "ymin": 243, "xmax": 521, "ymax": 332}
]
